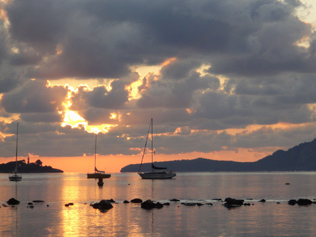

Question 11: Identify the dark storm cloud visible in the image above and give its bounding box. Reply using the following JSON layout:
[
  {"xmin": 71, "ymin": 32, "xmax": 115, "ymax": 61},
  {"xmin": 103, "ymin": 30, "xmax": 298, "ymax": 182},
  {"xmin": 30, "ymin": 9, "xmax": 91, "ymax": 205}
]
[
  {"xmin": 20, "ymin": 113, "xmax": 62, "ymax": 123},
  {"xmin": 0, "ymin": 64, "xmax": 21, "ymax": 93},
  {"xmin": 137, "ymin": 64, "xmax": 220, "ymax": 109},
  {"xmin": 5, "ymin": 0, "xmax": 313, "ymax": 80},
  {"xmin": 195, "ymin": 76, "xmax": 314, "ymax": 130},
  {"xmin": 1, "ymin": 0, "xmax": 316, "ymax": 158},
  {"xmin": 6, "ymin": 0, "xmax": 70, "ymax": 55},
  {"xmin": 0, "ymin": 25, "xmax": 8, "ymax": 64},
  {"xmin": 87, "ymin": 80, "xmax": 129, "ymax": 109},
  {"xmin": 71, "ymin": 80, "xmax": 129, "ymax": 112},
  {"xmin": 1, "ymin": 80, "xmax": 67, "ymax": 113}
]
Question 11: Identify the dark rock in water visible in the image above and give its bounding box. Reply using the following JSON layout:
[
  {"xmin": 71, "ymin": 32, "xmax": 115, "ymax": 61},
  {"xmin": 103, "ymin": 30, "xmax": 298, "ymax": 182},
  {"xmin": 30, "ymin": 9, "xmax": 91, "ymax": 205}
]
[
  {"xmin": 288, "ymin": 199, "xmax": 297, "ymax": 205},
  {"xmin": 156, "ymin": 202, "xmax": 164, "ymax": 209},
  {"xmin": 163, "ymin": 202, "xmax": 170, "ymax": 206},
  {"xmin": 123, "ymin": 200, "xmax": 130, "ymax": 203},
  {"xmin": 68, "ymin": 203, "xmax": 74, "ymax": 206},
  {"xmin": 244, "ymin": 203, "xmax": 251, "ymax": 206},
  {"xmin": 277, "ymin": 202, "xmax": 280, "ymax": 204},
  {"xmin": 33, "ymin": 200, "xmax": 45, "ymax": 203},
  {"xmin": 7, "ymin": 198, "xmax": 20, "ymax": 205},
  {"xmin": 224, "ymin": 197, "xmax": 244, "ymax": 206},
  {"xmin": 141, "ymin": 200, "xmax": 156, "ymax": 209},
  {"xmin": 196, "ymin": 203, "xmax": 204, "ymax": 206},
  {"xmin": 98, "ymin": 200, "xmax": 113, "ymax": 210},
  {"xmin": 223, "ymin": 198, "xmax": 244, "ymax": 208},
  {"xmin": 141, "ymin": 200, "xmax": 164, "ymax": 210},
  {"xmin": 92, "ymin": 203, "xmax": 100, "ymax": 209},
  {"xmin": 65, "ymin": 204, "xmax": 70, "ymax": 207},
  {"xmin": 131, "ymin": 198, "xmax": 142, "ymax": 203},
  {"xmin": 297, "ymin": 199, "xmax": 312, "ymax": 205},
  {"xmin": 27, "ymin": 202, "xmax": 33, "ymax": 205},
  {"xmin": 258, "ymin": 199, "xmax": 266, "ymax": 202},
  {"xmin": 169, "ymin": 199, "xmax": 180, "ymax": 202}
]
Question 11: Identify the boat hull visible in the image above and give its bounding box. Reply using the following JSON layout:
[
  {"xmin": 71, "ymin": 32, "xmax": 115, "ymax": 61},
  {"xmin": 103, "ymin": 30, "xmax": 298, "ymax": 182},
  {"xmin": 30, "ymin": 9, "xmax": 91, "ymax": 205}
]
[
  {"xmin": 87, "ymin": 173, "xmax": 111, "ymax": 179},
  {"xmin": 138, "ymin": 171, "xmax": 176, "ymax": 179},
  {"xmin": 9, "ymin": 174, "xmax": 22, "ymax": 182}
]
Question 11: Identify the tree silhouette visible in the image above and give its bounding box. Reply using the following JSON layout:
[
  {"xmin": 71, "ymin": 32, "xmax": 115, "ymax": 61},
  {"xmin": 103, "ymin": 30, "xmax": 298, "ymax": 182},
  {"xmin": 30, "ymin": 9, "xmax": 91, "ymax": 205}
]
[{"xmin": 35, "ymin": 159, "xmax": 43, "ymax": 166}]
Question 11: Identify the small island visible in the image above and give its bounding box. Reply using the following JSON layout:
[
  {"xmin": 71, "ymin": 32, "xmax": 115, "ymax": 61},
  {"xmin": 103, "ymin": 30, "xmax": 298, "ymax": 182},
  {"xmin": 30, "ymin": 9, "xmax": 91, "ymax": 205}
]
[{"xmin": 0, "ymin": 159, "xmax": 63, "ymax": 173}]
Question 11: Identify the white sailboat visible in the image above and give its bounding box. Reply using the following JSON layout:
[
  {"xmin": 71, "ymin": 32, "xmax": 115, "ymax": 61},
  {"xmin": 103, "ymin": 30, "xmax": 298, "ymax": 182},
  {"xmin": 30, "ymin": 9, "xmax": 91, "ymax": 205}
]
[
  {"xmin": 9, "ymin": 123, "xmax": 22, "ymax": 182},
  {"xmin": 138, "ymin": 118, "xmax": 176, "ymax": 179},
  {"xmin": 87, "ymin": 134, "xmax": 111, "ymax": 179}
]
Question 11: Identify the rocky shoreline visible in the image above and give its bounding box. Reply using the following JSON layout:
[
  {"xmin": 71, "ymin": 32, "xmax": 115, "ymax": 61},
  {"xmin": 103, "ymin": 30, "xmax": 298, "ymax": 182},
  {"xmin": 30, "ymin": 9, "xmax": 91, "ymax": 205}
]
[{"xmin": 3, "ymin": 197, "xmax": 316, "ymax": 212}]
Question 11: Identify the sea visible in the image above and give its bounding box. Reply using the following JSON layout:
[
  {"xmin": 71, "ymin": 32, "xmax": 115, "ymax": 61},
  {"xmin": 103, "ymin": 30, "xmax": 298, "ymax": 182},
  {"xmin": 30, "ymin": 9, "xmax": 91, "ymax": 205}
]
[{"xmin": 1, "ymin": 172, "xmax": 316, "ymax": 237}]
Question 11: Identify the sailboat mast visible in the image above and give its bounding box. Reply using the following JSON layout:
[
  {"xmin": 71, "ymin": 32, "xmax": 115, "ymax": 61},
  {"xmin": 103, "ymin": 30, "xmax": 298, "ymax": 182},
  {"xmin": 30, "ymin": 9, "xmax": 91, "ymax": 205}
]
[
  {"xmin": 15, "ymin": 123, "xmax": 18, "ymax": 173},
  {"xmin": 151, "ymin": 118, "xmax": 153, "ymax": 172},
  {"xmin": 95, "ymin": 134, "xmax": 97, "ymax": 171}
]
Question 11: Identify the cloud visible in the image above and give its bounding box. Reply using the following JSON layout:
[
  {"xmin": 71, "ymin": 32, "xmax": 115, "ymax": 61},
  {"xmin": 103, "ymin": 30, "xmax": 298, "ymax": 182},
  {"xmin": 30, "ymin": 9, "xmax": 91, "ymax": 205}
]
[
  {"xmin": 0, "ymin": 0, "xmax": 316, "ymax": 162},
  {"xmin": 0, "ymin": 64, "xmax": 21, "ymax": 93},
  {"xmin": 4, "ymin": 0, "xmax": 314, "ymax": 81},
  {"xmin": 137, "ymin": 62, "xmax": 220, "ymax": 109},
  {"xmin": 195, "ymin": 74, "xmax": 315, "ymax": 129},
  {"xmin": 1, "ymin": 80, "xmax": 67, "ymax": 113},
  {"xmin": 71, "ymin": 80, "xmax": 129, "ymax": 113}
]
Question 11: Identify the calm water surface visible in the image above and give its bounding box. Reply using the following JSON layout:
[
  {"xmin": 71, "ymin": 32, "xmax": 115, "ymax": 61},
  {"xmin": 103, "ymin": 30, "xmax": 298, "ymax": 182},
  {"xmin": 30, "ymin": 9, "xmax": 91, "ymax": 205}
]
[{"xmin": 1, "ymin": 172, "xmax": 316, "ymax": 236}]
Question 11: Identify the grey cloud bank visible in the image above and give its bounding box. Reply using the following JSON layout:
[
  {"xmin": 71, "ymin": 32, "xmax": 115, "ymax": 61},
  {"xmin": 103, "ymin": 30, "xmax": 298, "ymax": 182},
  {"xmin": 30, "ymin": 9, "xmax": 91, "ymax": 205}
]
[{"xmin": 0, "ymin": 0, "xmax": 315, "ymax": 160}]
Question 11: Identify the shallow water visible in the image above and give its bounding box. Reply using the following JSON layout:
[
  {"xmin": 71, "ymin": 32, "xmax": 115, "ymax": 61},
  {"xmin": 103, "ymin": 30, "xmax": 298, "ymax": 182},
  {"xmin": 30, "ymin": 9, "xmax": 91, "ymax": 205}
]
[{"xmin": 1, "ymin": 172, "xmax": 316, "ymax": 236}]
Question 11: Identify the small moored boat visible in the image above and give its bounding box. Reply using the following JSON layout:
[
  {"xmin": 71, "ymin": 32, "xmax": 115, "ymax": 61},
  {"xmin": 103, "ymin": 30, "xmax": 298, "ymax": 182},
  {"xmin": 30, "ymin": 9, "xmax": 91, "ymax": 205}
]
[
  {"xmin": 138, "ymin": 118, "xmax": 176, "ymax": 180},
  {"xmin": 87, "ymin": 134, "xmax": 111, "ymax": 179},
  {"xmin": 9, "ymin": 123, "xmax": 22, "ymax": 182}
]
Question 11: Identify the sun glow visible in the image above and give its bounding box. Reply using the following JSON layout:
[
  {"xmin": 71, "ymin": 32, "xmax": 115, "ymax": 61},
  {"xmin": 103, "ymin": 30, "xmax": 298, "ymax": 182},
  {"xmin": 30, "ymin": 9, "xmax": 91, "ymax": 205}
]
[
  {"xmin": 126, "ymin": 79, "xmax": 143, "ymax": 100},
  {"xmin": 161, "ymin": 57, "xmax": 177, "ymax": 67},
  {"xmin": 47, "ymin": 81, "xmax": 118, "ymax": 134},
  {"xmin": 0, "ymin": 8, "xmax": 10, "ymax": 28}
]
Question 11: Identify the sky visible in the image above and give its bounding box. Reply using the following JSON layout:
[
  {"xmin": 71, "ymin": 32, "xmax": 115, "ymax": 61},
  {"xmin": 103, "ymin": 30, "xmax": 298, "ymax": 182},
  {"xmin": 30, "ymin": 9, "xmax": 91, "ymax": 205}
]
[{"xmin": 0, "ymin": 0, "xmax": 316, "ymax": 172}]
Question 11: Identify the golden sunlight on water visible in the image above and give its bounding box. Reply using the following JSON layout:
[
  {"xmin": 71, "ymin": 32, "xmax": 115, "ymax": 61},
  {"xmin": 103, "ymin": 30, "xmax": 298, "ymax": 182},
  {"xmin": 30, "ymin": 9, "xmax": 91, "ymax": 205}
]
[{"xmin": 3, "ymin": 173, "xmax": 316, "ymax": 236}]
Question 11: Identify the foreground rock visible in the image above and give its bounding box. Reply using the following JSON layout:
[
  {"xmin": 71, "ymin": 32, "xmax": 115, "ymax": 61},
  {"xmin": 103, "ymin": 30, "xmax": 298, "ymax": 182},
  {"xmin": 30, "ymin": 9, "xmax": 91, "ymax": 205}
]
[
  {"xmin": 131, "ymin": 198, "xmax": 142, "ymax": 203},
  {"xmin": 92, "ymin": 200, "xmax": 113, "ymax": 210},
  {"xmin": 288, "ymin": 199, "xmax": 297, "ymax": 205},
  {"xmin": 288, "ymin": 199, "xmax": 313, "ymax": 206},
  {"xmin": 224, "ymin": 197, "xmax": 244, "ymax": 208},
  {"xmin": 7, "ymin": 198, "xmax": 20, "ymax": 205},
  {"xmin": 141, "ymin": 200, "xmax": 163, "ymax": 210}
]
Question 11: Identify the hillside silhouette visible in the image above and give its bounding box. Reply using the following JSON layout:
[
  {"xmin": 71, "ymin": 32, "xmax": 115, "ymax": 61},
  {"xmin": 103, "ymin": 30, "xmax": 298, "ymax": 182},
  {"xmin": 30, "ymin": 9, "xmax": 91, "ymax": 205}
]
[
  {"xmin": 121, "ymin": 138, "xmax": 316, "ymax": 172},
  {"xmin": 0, "ymin": 159, "xmax": 63, "ymax": 173}
]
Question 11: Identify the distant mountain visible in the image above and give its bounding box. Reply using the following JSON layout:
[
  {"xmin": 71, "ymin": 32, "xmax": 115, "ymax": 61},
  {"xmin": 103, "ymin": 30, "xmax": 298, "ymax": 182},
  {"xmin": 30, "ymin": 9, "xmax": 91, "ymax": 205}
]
[
  {"xmin": 120, "ymin": 138, "xmax": 316, "ymax": 172},
  {"xmin": 0, "ymin": 160, "xmax": 63, "ymax": 173}
]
